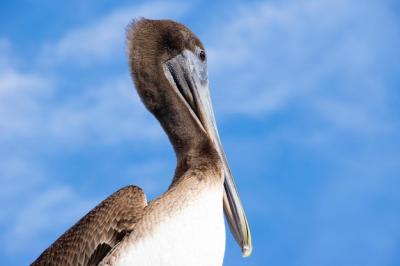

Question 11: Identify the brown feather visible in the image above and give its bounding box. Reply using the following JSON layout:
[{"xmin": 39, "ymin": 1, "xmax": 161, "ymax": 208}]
[{"xmin": 31, "ymin": 186, "xmax": 146, "ymax": 266}]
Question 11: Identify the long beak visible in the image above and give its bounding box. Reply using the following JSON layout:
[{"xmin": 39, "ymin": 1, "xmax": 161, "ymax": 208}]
[{"xmin": 163, "ymin": 49, "xmax": 252, "ymax": 257}]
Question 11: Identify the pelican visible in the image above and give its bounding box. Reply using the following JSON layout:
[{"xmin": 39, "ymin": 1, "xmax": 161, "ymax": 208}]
[{"xmin": 32, "ymin": 18, "xmax": 252, "ymax": 266}]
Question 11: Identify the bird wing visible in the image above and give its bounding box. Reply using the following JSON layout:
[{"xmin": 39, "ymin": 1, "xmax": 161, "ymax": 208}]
[{"xmin": 31, "ymin": 185, "xmax": 147, "ymax": 266}]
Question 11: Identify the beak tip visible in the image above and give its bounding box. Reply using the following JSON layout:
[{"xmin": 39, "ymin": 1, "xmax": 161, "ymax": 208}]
[{"xmin": 241, "ymin": 244, "xmax": 252, "ymax": 257}]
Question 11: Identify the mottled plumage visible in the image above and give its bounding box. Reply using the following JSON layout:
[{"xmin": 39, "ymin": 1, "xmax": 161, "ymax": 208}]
[
  {"xmin": 32, "ymin": 186, "xmax": 146, "ymax": 265},
  {"xmin": 32, "ymin": 18, "xmax": 251, "ymax": 266}
]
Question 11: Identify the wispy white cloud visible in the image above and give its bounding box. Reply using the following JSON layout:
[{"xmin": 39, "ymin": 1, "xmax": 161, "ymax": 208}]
[
  {"xmin": 299, "ymin": 153, "xmax": 400, "ymax": 266},
  {"xmin": 313, "ymin": 98, "xmax": 393, "ymax": 133},
  {"xmin": 5, "ymin": 185, "xmax": 95, "ymax": 254},
  {"xmin": 48, "ymin": 75, "xmax": 163, "ymax": 146},
  {"xmin": 206, "ymin": 0, "xmax": 399, "ymax": 135},
  {"xmin": 0, "ymin": 51, "xmax": 54, "ymax": 142},
  {"xmin": 0, "ymin": 2, "xmax": 185, "ymax": 146},
  {"xmin": 0, "ymin": 56, "xmax": 161, "ymax": 148},
  {"xmin": 39, "ymin": 2, "xmax": 189, "ymax": 66},
  {"xmin": 0, "ymin": 157, "xmax": 96, "ymax": 255}
]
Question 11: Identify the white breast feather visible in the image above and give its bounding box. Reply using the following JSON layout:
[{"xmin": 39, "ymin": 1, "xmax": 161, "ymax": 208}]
[{"xmin": 103, "ymin": 185, "xmax": 225, "ymax": 266}]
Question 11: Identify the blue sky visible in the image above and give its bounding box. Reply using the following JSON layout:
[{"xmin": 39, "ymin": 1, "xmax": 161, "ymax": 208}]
[{"xmin": 1, "ymin": 0, "xmax": 399, "ymax": 265}]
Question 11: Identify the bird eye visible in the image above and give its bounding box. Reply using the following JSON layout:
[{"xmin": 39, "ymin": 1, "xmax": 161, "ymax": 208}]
[{"xmin": 199, "ymin": 50, "xmax": 206, "ymax": 61}]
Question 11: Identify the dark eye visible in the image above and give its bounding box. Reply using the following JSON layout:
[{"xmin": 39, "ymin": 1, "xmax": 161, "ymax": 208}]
[{"xmin": 199, "ymin": 50, "xmax": 206, "ymax": 61}]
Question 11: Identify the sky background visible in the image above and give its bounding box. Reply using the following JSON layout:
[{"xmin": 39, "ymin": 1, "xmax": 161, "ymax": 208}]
[{"xmin": 1, "ymin": 0, "xmax": 399, "ymax": 265}]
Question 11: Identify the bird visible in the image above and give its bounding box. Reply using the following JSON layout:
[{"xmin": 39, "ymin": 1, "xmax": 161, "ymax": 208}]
[{"xmin": 32, "ymin": 18, "xmax": 252, "ymax": 266}]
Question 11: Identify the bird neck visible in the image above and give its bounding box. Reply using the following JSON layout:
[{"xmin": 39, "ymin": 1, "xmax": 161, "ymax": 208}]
[{"xmin": 151, "ymin": 90, "xmax": 222, "ymax": 187}]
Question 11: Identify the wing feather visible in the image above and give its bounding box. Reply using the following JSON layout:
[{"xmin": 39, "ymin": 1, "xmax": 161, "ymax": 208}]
[{"xmin": 31, "ymin": 185, "xmax": 147, "ymax": 266}]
